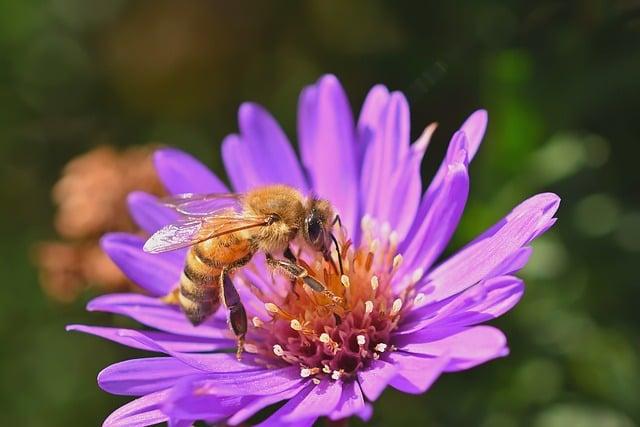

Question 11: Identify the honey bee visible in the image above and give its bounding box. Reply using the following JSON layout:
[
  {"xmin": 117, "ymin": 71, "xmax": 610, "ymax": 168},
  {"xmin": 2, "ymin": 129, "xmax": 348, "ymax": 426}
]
[{"xmin": 144, "ymin": 184, "xmax": 343, "ymax": 357}]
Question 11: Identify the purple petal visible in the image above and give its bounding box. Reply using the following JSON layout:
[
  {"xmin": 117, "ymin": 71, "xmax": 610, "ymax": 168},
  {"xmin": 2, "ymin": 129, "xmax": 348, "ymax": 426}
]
[
  {"xmin": 298, "ymin": 74, "xmax": 358, "ymax": 233},
  {"xmin": 422, "ymin": 193, "xmax": 560, "ymax": 302},
  {"xmin": 460, "ymin": 109, "xmax": 488, "ymax": 161},
  {"xmin": 66, "ymin": 324, "xmax": 233, "ymax": 353},
  {"xmin": 489, "ymin": 246, "xmax": 533, "ymax": 276},
  {"xmin": 228, "ymin": 381, "xmax": 310, "ymax": 425},
  {"xmin": 163, "ymin": 376, "xmax": 244, "ymax": 422},
  {"xmin": 398, "ymin": 136, "xmax": 469, "ymax": 280},
  {"xmin": 387, "ymin": 352, "xmax": 448, "ymax": 394},
  {"xmin": 254, "ymin": 384, "xmax": 314, "ymax": 427},
  {"xmin": 127, "ymin": 191, "xmax": 179, "ymax": 234},
  {"xmin": 356, "ymin": 359, "xmax": 397, "ymax": 401},
  {"xmin": 98, "ymin": 357, "xmax": 201, "ymax": 396},
  {"xmin": 103, "ymin": 389, "xmax": 170, "ymax": 427},
  {"xmin": 87, "ymin": 293, "xmax": 231, "ymax": 339},
  {"xmin": 222, "ymin": 103, "xmax": 308, "ymax": 192},
  {"xmin": 395, "ymin": 325, "xmax": 508, "ymax": 363},
  {"xmin": 101, "ymin": 233, "xmax": 183, "ymax": 296},
  {"xmin": 280, "ymin": 379, "xmax": 343, "ymax": 422},
  {"xmin": 328, "ymin": 380, "xmax": 366, "ymax": 421},
  {"xmin": 399, "ymin": 275, "xmax": 524, "ymax": 334},
  {"xmin": 154, "ymin": 148, "xmax": 227, "ymax": 195},
  {"xmin": 357, "ymin": 84, "xmax": 390, "ymax": 171}
]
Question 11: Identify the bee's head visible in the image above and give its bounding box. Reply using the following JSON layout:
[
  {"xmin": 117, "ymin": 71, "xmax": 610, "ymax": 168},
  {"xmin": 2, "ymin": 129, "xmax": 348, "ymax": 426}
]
[{"xmin": 303, "ymin": 198, "xmax": 334, "ymax": 253}]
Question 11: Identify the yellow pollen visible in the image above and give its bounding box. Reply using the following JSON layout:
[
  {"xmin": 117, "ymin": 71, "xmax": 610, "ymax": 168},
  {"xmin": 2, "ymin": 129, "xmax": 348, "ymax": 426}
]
[
  {"xmin": 413, "ymin": 293, "xmax": 425, "ymax": 307},
  {"xmin": 370, "ymin": 276, "xmax": 379, "ymax": 291},
  {"xmin": 340, "ymin": 275, "xmax": 351, "ymax": 288},
  {"xmin": 356, "ymin": 335, "xmax": 366, "ymax": 346},
  {"xmin": 312, "ymin": 378, "xmax": 321, "ymax": 385},
  {"xmin": 300, "ymin": 368, "xmax": 312, "ymax": 378},
  {"xmin": 273, "ymin": 344, "xmax": 284, "ymax": 356},
  {"xmin": 375, "ymin": 343, "xmax": 388, "ymax": 352},
  {"xmin": 322, "ymin": 364, "xmax": 331, "ymax": 374},
  {"xmin": 391, "ymin": 298, "xmax": 403, "ymax": 315},
  {"xmin": 319, "ymin": 333, "xmax": 331, "ymax": 343},
  {"xmin": 364, "ymin": 300, "xmax": 374, "ymax": 314},
  {"xmin": 393, "ymin": 254, "xmax": 404, "ymax": 269},
  {"xmin": 412, "ymin": 268, "xmax": 425, "ymax": 284},
  {"xmin": 252, "ymin": 316, "xmax": 263, "ymax": 327},
  {"xmin": 290, "ymin": 319, "xmax": 303, "ymax": 331},
  {"xmin": 265, "ymin": 303, "xmax": 279, "ymax": 313},
  {"xmin": 331, "ymin": 370, "xmax": 341, "ymax": 380},
  {"xmin": 369, "ymin": 239, "xmax": 380, "ymax": 253}
]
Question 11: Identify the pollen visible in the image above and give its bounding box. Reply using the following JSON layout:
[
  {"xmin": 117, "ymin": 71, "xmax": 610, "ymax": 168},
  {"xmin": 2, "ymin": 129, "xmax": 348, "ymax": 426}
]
[
  {"xmin": 364, "ymin": 300, "xmax": 374, "ymax": 314},
  {"xmin": 331, "ymin": 370, "xmax": 342, "ymax": 380},
  {"xmin": 340, "ymin": 275, "xmax": 351, "ymax": 288},
  {"xmin": 290, "ymin": 319, "xmax": 303, "ymax": 331},
  {"xmin": 370, "ymin": 275, "xmax": 379, "ymax": 290},
  {"xmin": 392, "ymin": 254, "xmax": 403, "ymax": 269},
  {"xmin": 300, "ymin": 368, "xmax": 312, "ymax": 378},
  {"xmin": 375, "ymin": 343, "xmax": 388, "ymax": 353},
  {"xmin": 356, "ymin": 335, "xmax": 366, "ymax": 346},
  {"xmin": 252, "ymin": 316, "xmax": 263, "ymax": 327},
  {"xmin": 411, "ymin": 268, "xmax": 425, "ymax": 284},
  {"xmin": 391, "ymin": 298, "xmax": 403, "ymax": 315},
  {"xmin": 319, "ymin": 333, "xmax": 331, "ymax": 343},
  {"xmin": 413, "ymin": 292, "xmax": 426, "ymax": 307},
  {"xmin": 273, "ymin": 344, "xmax": 284, "ymax": 356},
  {"xmin": 264, "ymin": 303, "xmax": 280, "ymax": 313}
]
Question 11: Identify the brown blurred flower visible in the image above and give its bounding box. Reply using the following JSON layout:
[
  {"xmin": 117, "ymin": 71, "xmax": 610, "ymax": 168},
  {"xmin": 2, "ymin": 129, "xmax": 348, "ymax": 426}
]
[{"xmin": 34, "ymin": 145, "xmax": 163, "ymax": 302}]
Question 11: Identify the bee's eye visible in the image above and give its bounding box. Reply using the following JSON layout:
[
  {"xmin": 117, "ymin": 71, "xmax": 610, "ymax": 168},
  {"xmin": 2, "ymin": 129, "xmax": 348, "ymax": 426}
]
[{"xmin": 306, "ymin": 216, "xmax": 323, "ymax": 244}]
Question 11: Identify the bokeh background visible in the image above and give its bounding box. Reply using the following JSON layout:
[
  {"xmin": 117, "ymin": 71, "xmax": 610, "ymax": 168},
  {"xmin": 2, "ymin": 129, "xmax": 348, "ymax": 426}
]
[{"xmin": 1, "ymin": 1, "xmax": 639, "ymax": 425}]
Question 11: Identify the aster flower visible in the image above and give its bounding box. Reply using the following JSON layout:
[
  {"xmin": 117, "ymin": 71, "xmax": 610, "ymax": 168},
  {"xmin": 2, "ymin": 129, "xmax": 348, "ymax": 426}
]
[{"xmin": 68, "ymin": 75, "xmax": 559, "ymax": 426}]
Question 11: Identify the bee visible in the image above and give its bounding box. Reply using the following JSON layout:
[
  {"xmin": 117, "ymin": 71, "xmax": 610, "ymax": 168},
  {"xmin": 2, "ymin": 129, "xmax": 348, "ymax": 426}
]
[{"xmin": 143, "ymin": 184, "xmax": 343, "ymax": 357}]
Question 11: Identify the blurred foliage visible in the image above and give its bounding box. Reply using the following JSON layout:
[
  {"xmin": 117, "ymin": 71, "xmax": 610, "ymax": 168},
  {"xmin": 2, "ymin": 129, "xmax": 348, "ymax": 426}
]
[{"xmin": 1, "ymin": 0, "xmax": 639, "ymax": 425}]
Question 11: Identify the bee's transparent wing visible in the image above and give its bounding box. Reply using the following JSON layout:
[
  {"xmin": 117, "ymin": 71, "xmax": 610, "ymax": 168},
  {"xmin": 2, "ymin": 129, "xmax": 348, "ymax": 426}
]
[
  {"xmin": 160, "ymin": 192, "xmax": 243, "ymax": 216},
  {"xmin": 143, "ymin": 211, "xmax": 269, "ymax": 254}
]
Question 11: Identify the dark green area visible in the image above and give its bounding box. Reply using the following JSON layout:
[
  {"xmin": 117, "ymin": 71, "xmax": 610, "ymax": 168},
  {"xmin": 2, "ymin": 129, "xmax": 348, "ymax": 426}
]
[{"xmin": 1, "ymin": 1, "xmax": 639, "ymax": 425}]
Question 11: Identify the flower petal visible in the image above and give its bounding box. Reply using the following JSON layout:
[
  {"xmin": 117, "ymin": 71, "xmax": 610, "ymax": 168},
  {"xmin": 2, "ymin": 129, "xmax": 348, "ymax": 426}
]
[
  {"xmin": 227, "ymin": 381, "xmax": 310, "ymax": 425},
  {"xmin": 395, "ymin": 325, "xmax": 509, "ymax": 366},
  {"xmin": 280, "ymin": 378, "xmax": 343, "ymax": 422},
  {"xmin": 328, "ymin": 380, "xmax": 366, "ymax": 421},
  {"xmin": 399, "ymin": 135, "xmax": 469, "ymax": 280},
  {"xmin": 356, "ymin": 359, "xmax": 397, "ymax": 401},
  {"xmin": 154, "ymin": 148, "xmax": 227, "ymax": 195},
  {"xmin": 489, "ymin": 246, "xmax": 533, "ymax": 276},
  {"xmin": 66, "ymin": 324, "xmax": 233, "ymax": 353},
  {"xmin": 460, "ymin": 109, "xmax": 488, "ymax": 161},
  {"xmin": 422, "ymin": 193, "xmax": 560, "ymax": 302},
  {"xmin": 357, "ymin": 84, "xmax": 390, "ymax": 170},
  {"xmin": 103, "ymin": 389, "xmax": 170, "ymax": 427},
  {"xmin": 254, "ymin": 384, "xmax": 315, "ymax": 427},
  {"xmin": 127, "ymin": 191, "xmax": 178, "ymax": 235},
  {"xmin": 400, "ymin": 275, "xmax": 524, "ymax": 334},
  {"xmin": 163, "ymin": 376, "xmax": 244, "ymax": 422},
  {"xmin": 298, "ymin": 74, "xmax": 358, "ymax": 233},
  {"xmin": 387, "ymin": 352, "xmax": 449, "ymax": 394},
  {"xmin": 222, "ymin": 103, "xmax": 308, "ymax": 192},
  {"xmin": 98, "ymin": 357, "xmax": 201, "ymax": 396},
  {"xmin": 101, "ymin": 233, "xmax": 184, "ymax": 296},
  {"xmin": 87, "ymin": 293, "xmax": 231, "ymax": 339}
]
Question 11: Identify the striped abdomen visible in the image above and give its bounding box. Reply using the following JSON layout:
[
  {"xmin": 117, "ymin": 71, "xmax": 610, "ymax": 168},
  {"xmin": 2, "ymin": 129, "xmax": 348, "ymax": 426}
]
[{"xmin": 179, "ymin": 232, "xmax": 253, "ymax": 325}]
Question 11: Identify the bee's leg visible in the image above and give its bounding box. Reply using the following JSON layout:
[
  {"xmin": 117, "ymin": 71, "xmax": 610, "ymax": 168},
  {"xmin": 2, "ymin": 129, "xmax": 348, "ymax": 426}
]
[
  {"xmin": 265, "ymin": 255, "xmax": 343, "ymax": 305},
  {"xmin": 219, "ymin": 268, "xmax": 247, "ymax": 360},
  {"xmin": 282, "ymin": 247, "xmax": 300, "ymax": 298}
]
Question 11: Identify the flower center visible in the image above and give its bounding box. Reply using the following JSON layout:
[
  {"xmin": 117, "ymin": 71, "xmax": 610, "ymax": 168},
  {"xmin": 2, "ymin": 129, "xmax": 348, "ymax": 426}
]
[{"xmin": 244, "ymin": 217, "xmax": 424, "ymax": 382}]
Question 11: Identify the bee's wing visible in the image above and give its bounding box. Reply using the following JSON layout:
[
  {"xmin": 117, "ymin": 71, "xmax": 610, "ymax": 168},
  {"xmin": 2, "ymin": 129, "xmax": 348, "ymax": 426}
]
[
  {"xmin": 160, "ymin": 192, "xmax": 243, "ymax": 216},
  {"xmin": 143, "ymin": 211, "xmax": 269, "ymax": 254}
]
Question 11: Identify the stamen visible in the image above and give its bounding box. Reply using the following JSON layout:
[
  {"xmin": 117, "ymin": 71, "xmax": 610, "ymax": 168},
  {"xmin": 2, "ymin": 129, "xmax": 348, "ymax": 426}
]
[
  {"xmin": 370, "ymin": 275, "xmax": 379, "ymax": 291},
  {"xmin": 369, "ymin": 239, "xmax": 379, "ymax": 253},
  {"xmin": 319, "ymin": 333, "xmax": 331, "ymax": 343},
  {"xmin": 375, "ymin": 343, "xmax": 388, "ymax": 353},
  {"xmin": 380, "ymin": 222, "xmax": 391, "ymax": 239},
  {"xmin": 393, "ymin": 254, "xmax": 403, "ymax": 269},
  {"xmin": 391, "ymin": 298, "xmax": 403, "ymax": 315},
  {"xmin": 411, "ymin": 268, "xmax": 425, "ymax": 284},
  {"xmin": 300, "ymin": 368, "xmax": 312, "ymax": 378},
  {"xmin": 389, "ymin": 231, "xmax": 399, "ymax": 248},
  {"xmin": 290, "ymin": 319, "xmax": 303, "ymax": 331},
  {"xmin": 413, "ymin": 293, "xmax": 425, "ymax": 307},
  {"xmin": 264, "ymin": 303, "xmax": 280, "ymax": 314},
  {"xmin": 273, "ymin": 344, "xmax": 284, "ymax": 356},
  {"xmin": 356, "ymin": 335, "xmax": 366, "ymax": 346},
  {"xmin": 340, "ymin": 275, "xmax": 351, "ymax": 288},
  {"xmin": 364, "ymin": 300, "xmax": 374, "ymax": 314},
  {"xmin": 331, "ymin": 370, "xmax": 341, "ymax": 380},
  {"xmin": 312, "ymin": 378, "xmax": 321, "ymax": 385},
  {"xmin": 252, "ymin": 316, "xmax": 263, "ymax": 328},
  {"xmin": 322, "ymin": 365, "xmax": 331, "ymax": 374}
]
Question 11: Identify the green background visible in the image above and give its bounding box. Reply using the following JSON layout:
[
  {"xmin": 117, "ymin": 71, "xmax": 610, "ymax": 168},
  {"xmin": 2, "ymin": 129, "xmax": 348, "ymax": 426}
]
[{"xmin": 1, "ymin": 1, "xmax": 639, "ymax": 425}]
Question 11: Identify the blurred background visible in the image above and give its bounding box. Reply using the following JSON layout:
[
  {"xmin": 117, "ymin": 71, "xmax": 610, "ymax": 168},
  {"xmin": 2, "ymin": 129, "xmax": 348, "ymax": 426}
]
[{"xmin": 1, "ymin": 0, "xmax": 639, "ymax": 425}]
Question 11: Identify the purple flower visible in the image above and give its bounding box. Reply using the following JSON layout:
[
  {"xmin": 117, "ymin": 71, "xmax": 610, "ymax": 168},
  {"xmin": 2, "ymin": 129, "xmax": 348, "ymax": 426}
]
[{"xmin": 68, "ymin": 74, "xmax": 559, "ymax": 426}]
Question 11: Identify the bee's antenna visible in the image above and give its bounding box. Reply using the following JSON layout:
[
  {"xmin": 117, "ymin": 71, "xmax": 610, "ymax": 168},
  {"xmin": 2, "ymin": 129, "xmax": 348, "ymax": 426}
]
[{"xmin": 330, "ymin": 232, "xmax": 344, "ymax": 275}]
